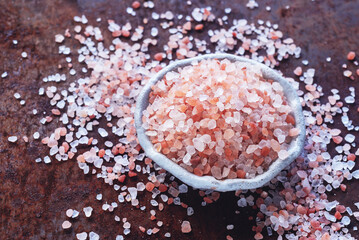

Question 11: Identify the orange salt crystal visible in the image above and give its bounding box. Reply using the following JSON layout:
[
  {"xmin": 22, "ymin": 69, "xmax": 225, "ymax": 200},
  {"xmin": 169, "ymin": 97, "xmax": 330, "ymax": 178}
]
[
  {"xmin": 62, "ymin": 142, "xmax": 69, "ymax": 153},
  {"xmin": 286, "ymin": 115, "xmax": 295, "ymax": 125},
  {"xmin": 347, "ymin": 153, "xmax": 356, "ymax": 161},
  {"xmin": 261, "ymin": 146, "xmax": 270, "ymax": 156},
  {"xmin": 194, "ymin": 167, "xmax": 203, "ymax": 176},
  {"xmin": 347, "ymin": 51, "xmax": 356, "ymax": 61},
  {"xmin": 146, "ymin": 182, "xmax": 155, "ymax": 192},
  {"xmin": 77, "ymin": 154, "xmax": 85, "ymax": 163},
  {"xmin": 118, "ymin": 146, "xmax": 126, "ymax": 154},
  {"xmin": 334, "ymin": 211, "xmax": 342, "ymax": 220},
  {"xmin": 254, "ymin": 232, "xmax": 263, "ymax": 240},
  {"xmin": 128, "ymin": 171, "xmax": 137, "ymax": 177},
  {"xmin": 131, "ymin": 1, "xmax": 140, "ymax": 9},
  {"xmin": 68, "ymin": 152, "xmax": 75, "ymax": 159},
  {"xmin": 254, "ymin": 158, "xmax": 264, "ymax": 167},
  {"xmin": 154, "ymin": 53, "xmax": 163, "ymax": 61},
  {"xmin": 158, "ymin": 184, "xmax": 167, "ymax": 192},
  {"xmin": 321, "ymin": 233, "xmax": 330, "ymax": 240},
  {"xmin": 297, "ymin": 205, "xmax": 307, "ymax": 215},
  {"xmin": 118, "ymin": 175, "xmax": 126, "ymax": 183},
  {"xmin": 122, "ymin": 30, "xmax": 130, "ymax": 37},
  {"xmin": 236, "ymin": 169, "xmax": 246, "ymax": 179},
  {"xmin": 139, "ymin": 226, "xmax": 146, "ymax": 233},
  {"xmin": 293, "ymin": 66, "xmax": 302, "ymax": 76},
  {"xmin": 332, "ymin": 136, "xmax": 343, "ymax": 144},
  {"xmin": 195, "ymin": 24, "xmax": 204, "ymax": 30},
  {"xmin": 51, "ymin": 109, "xmax": 61, "ymax": 115},
  {"xmin": 183, "ymin": 22, "xmax": 191, "ymax": 31},
  {"xmin": 98, "ymin": 149, "xmax": 105, "ymax": 158}
]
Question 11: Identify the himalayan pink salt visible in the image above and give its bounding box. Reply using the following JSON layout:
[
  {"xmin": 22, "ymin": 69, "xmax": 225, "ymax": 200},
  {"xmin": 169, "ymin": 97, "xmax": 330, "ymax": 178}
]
[
  {"xmin": 181, "ymin": 221, "xmax": 192, "ymax": 233},
  {"xmin": 144, "ymin": 59, "xmax": 296, "ymax": 179}
]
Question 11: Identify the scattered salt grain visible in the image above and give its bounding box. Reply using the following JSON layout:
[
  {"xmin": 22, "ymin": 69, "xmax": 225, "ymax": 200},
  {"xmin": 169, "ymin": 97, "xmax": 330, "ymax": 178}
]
[
  {"xmin": 83, "ymin": 206, "xmax": 93, "ymax": 217},
  {"xmin": 89, "ymin": 232, "xmax": 99, "ymax": 240},
  {"xmin": 8, "ymin": 136, "xmax": 17, "ymax": 143},
  {"xmin": 62, "ymin": 220, "xmax": 72, "ymax": 229},
  {"xmin": 76, "ymin": 232, "xmax": 88, "ymax": 240},
  {"xmin": 181, "ymin": 221, "xmax": 192, "ymax": 233}
]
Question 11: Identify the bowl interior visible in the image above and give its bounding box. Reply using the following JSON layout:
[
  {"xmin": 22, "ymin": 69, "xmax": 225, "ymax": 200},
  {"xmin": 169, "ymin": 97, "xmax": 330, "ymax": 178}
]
[{"xmin": 134, "ymin": 53, "xmax": 305, "ymax": 192}]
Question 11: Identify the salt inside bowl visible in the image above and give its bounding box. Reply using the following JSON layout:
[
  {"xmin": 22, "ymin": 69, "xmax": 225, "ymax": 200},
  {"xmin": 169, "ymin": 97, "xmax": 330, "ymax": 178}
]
[{"xmin": 135, "ymin": 53, "xmax": 305, "ymax": 192}]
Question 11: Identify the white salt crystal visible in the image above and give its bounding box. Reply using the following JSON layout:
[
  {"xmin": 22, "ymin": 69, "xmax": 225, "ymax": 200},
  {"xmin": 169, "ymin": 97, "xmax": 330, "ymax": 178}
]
[
  {"xmin": 33, "ymin": 132, "xmax": 40, "ymax": 139},
  {"xmin": 345, "ymin": 134, "xmax": 355, "ymax": 143},
  {"xmin": 187, "ymin": 207, "xmax": 194, "ymax": 216},
  {"xmin": 1, "ymin": 72, "xmax": 8, "ymax": 78},
  {"xmin": 72, "ymin": 210, "xmax": 80, "ymax": 218},
  {"xmin": 345, "ymin": 96, "xmax": 355, "ymax": 104},
  {"xmin": 83, "ymin": 206, "xmax": 93, "ymax": 217},
  {"xmin": 193, "ymin": 138, "xmax": 205, "ymax": 152},
  {"xmin": 191, "ymin": 8, "xmax": 203, "ymax": 22},
  {"xmin": 352, "ymin": 170, "xmax": 359, "ymax": 179},
  {"xmin": 151, "ymin": 27, "xmax": 158, "ymax": 37},
  {"xmin": 89, "ymin": 232, "xmax": 99, "ymax": 240},
  {"xmin": 8, "ymin": 136, "xmax": 17, "ymax": 143},
  {"xmin": 98, "ymin": 128, "xmax": 108, "ymax": 137},
  {"xmin": 21, "ymin": 52, "xmax": 28, "ymax": 58},
  {"xmin": 128, "ymin": 187, "xmax": 137, "ymax": 199},
  {"xmin": 66, "ymin": 209, "xmax": 74, "ymax": 217},
  {"xmin": 324, "ymin": 212, "xmax": 336, "ymax": 222},
  {"xmin": 341, "ymin": 216, "xmax": 351, "ymax": 225},
  {"xmin": 325, "ymin": 200, "xmax": 338, "ymax": 211},
  {"xmin": 62, "ymin": 220, "xmax": 72, "ymax": 229},
  {"xmin": 55, "ymin": 34, "xmax": 65, "ymax": 43},
  {"xmin": 44, "ymin": 156, "xmax": 51, "ymax": 164},
  {"xmin": 76, "ymin": 232, "xmax": 88, "ymax": 240}
]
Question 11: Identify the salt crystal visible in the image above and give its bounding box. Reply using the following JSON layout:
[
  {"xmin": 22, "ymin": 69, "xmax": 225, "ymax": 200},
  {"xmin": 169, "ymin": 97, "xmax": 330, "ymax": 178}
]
[
  {"xmin": 89, "ymin": 232, "xmax": 99, "ymax": 240},
  {"xmin": 341, "ymin": 216, "xmax": 351, "ymax": 225},
  {"xmin": 83, "ymin": 206, "xmax": 93, "ymax": 217},
  {"xmin": 151, "ymin": 27, "xmax": 158, "ymax": 37},
  {"xmin": 324, "ymin": 211, "xmax": 336, "ymax": 222},
  {"xmin": 1, "ymin": 72, "xmax": 8, "ymax": 78},
  {"xmin": 44, "ymin": 156, "xmax": 51, "ymax": 164},
  {"xmin": 98, "ymin": 128, "xmax": 108, "ymax": 137},
  {"xmin": 76, "ymin": 232, "xmax": 88, "ymax": 240},
  {"xmin": 345, "ymin": 134, "xmax": 355, "ymax": 143},
  {"xmin": 181, "ymin": 221, "xmax": 192, "ymax": 233},
  {"xmin": 352, "ymin": 170, "xmax": 359, "ymax": 179},
  {"xmin": 55, "ymin": 34, "xmax": 65, "ymax": 43},
  {"xmin": 8, "ymin": 136, "xmax": 17, "ymax": 143},
  {"xmin": 72, "ymin": 210, "xmax": 79, "ymax": 218},
  {"xmin": 187, "ymin": 207, "xmax": 194, "ymax": 216},
  {"xmin": 62, "ymin": 220, "xmax": 72, "ymax": 229},
  {"xmin": 66, "ymin": 209, "xmax": 74, "ymax": 217},
  {"xmin": 345, "ymin": 96, "xmax": 355, "ymax": 104},
  {"xmin": 128, "ymin": 187, "xmax": 138, "ymax": 199}
]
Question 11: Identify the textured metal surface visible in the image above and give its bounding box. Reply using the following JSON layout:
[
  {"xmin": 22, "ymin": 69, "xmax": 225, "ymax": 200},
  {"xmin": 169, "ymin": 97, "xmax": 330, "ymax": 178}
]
[
  {"xmin": 135, "ymin": 53, "xmax": 306, "ymax": 191},
  {"xmin": 1, "ymin": 0, "xmax": 359, "ymax": 239}
]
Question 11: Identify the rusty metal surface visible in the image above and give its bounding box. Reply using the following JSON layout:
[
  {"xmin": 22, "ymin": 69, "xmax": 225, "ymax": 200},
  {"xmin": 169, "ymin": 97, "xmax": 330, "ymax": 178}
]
[{"xmin": 0, "ymin": 0, "xmax": 359, "ymax": 239}]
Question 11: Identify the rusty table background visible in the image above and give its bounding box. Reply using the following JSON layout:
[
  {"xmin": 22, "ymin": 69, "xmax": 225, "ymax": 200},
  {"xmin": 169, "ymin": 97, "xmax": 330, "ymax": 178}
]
[{"xmin": 1, "ymin": 0, "xmax": 359, "ymax": 239}]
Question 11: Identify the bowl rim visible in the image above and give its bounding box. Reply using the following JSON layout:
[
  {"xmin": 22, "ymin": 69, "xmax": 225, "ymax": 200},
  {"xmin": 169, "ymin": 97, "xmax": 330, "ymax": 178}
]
[{"xmin": 134, "ymin": 53, "xmax": 305, "ymax": 192}]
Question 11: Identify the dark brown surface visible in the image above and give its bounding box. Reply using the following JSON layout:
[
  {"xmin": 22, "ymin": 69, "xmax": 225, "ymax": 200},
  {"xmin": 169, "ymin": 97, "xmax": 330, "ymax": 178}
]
[{"xmin": 1, "ymin": 0, "xmax": 359, "ymax": 239}]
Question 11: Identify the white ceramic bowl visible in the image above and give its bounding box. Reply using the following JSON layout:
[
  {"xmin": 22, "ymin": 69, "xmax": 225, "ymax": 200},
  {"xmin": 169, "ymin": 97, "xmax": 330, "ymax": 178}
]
[{"xmin": 135, "ymin": 53, "xmax": 305, "ymax": 192}]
